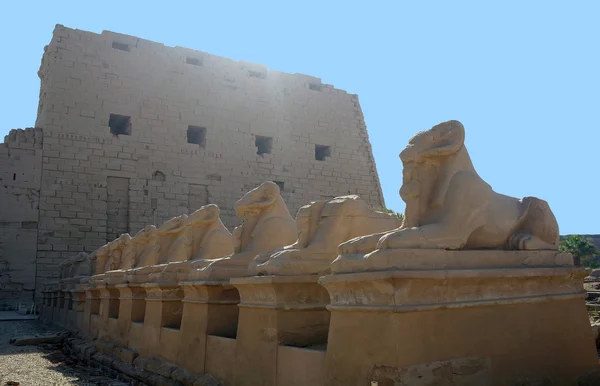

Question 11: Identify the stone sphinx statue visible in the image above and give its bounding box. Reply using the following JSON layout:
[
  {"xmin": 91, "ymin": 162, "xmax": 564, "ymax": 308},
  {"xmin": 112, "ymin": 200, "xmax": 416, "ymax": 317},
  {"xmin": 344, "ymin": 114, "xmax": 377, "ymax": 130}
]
[
  {"xmin": 59, "ymin": 256, "xmax": 74, "ymax": 280},
  {"xmin": 70, "ymin": 252, "xmax": 92, "ymax": 278},
  {"xmin": 248, "ymin": 195, "xmax": 402, "ymax": 275},
  {"xmin": 58, "ymin": 252, "xmax": 91, "ymax": 288},
  {"xmin": 103, "ymin": 225, "xmax": 157, "ymax": 284},
  {"xmin": 89, "ymin": 234, "xmax": 131, "ymax": 286},
  {"xmin": 103, "ymin": 233, "xmax": 133, "ymax": 272},
  {"xmin": 337, "ymin": 120, "xmax": 560, "ymax": 263},
  {"xmin": 126, "ymin": 215, "xmax": 190, "ymax": 283},
  {"xmin": 189, "ymin": 181, "xmax": 297, "ymax": 280},
  {"xmin": 152, "ymin": 204, "xmax": 234, "ymax": 281}
]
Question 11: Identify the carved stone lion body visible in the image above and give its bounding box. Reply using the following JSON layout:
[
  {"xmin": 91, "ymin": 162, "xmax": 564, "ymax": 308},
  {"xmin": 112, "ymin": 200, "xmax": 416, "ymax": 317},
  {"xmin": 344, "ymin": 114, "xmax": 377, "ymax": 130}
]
[
  {"xmin": 339, "ymin": 120, "xmax": 559, "ymax": 255},
  {"xmin": 102, "ymin": 225, "xmax": 157, "ymax": 284},
  {"xmin": 91, "ymin": 233, "xmax": 132, "ymax": 276},
  {"xmin": 249, "ymin": 195, "xmax": 402, "ymax": 275},
  {"xmin": 126, "ymin": 214, "xmax": 189, "ymax": 282},
  {"xmin": 154, "ymin": 204, "xmax": 234, "ymax": 280},
  {"xmin": 120, "ymin": 225, "xmax": 157, "ymax": 270},
  {"xmin": 70, "ymin": 252, "xmax": 91, "ymax": 278},
  {"xmin": 190, "ymin": 181, "xmax": 297, "ymax": 280}
]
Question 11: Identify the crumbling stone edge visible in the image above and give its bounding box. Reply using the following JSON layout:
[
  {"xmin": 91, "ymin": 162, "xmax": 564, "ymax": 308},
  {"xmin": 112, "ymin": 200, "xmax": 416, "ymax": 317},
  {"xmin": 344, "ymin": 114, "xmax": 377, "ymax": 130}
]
[{"xmin": 60, "ymin": 331, "xmax": 221, "ymax": 386}]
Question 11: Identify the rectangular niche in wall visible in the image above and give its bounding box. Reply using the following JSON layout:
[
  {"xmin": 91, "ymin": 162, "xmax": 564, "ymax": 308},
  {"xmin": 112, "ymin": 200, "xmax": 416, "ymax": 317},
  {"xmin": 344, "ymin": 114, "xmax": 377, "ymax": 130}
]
[
  {"xmin": 315, "ymin": 145, "xmax": 331, "ymax": 161},
  {"xmin": 186, "ymin": 56, "xmax": 203, "ymax": 66},
  {"xmin": 255, "ymin": 135, "xmax": 273, "ymax": 155},
  {"xmin": 109, "ymin": 114, "xmax": 132, "ymax": 136},
  {"xmin": 111, "ymin": 41, "xmax": 130, "ymax": 52},
  {"xmin": 187, "ymin": 126, "xmax": 207, "ymax": 147}
]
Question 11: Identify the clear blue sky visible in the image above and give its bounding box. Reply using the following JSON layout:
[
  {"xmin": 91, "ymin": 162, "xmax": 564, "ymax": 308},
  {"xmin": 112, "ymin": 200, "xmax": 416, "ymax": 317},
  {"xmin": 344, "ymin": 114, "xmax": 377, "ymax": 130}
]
[{"xmin": 1, "ymin": 1, "xmax": 598, "ymax": 235}]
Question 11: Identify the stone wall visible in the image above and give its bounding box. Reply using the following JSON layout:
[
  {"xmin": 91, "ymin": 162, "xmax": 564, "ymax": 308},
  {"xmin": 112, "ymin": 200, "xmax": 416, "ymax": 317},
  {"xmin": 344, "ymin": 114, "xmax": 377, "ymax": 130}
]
[
  {"xmin": 30, "ymin": 24, "xmax": 385, "ymax": 302},
  {"xmin": 0, "ymin": 128, "xmax": 42, "ymax": 308}
]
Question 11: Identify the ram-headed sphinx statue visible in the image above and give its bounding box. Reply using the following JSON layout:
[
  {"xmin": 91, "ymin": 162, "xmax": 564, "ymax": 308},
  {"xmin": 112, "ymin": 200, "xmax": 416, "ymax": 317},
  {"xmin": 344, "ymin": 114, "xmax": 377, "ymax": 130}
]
[
  {"xmin": 335, "ymin": 120, "xmax": 560, "ymax": 271},
  {"xmin": 249, "ymin": 195, "xmax": 402, "ymax": 275},
  {"xmin": 190, "ymin": 181, "xmax": 297, "ymax": 280}
]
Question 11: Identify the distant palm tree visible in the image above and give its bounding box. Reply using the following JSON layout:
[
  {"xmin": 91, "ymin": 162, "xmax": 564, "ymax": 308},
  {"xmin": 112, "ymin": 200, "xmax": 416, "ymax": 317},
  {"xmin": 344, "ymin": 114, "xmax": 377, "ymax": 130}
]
[
  {"xmin": 377, "ymin": 208, "xmax": 405, "ymax": 223},
  {"xmin": 559, "ymin": 235, "xmax": 600, "ymax": 268}
]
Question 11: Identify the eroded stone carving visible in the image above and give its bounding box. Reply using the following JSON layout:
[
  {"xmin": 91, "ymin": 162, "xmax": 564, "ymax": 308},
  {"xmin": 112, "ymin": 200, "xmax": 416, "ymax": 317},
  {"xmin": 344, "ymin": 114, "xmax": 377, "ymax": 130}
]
[
  {"xmin": 155, "ymin": 204, "xmax": 234, "ymax": 280},
  {"xmin": 249, "ymin": 195, "xmax": 402, "ymax": 275},
  {"xmin": 59, "ymin": 257, "xmax": 74, "ymax": 280},
  {"xmin": 190, "ymin": 181, "xmax": 297, "ymax": 280},
  {"xmin": 338, "ymin": 120, "xmax": 560, "ymax": 259},
  {"xmin": 121, "ymin": 225, "xmax": 157, "ymax": 270},
  {"xmin": 105, "ymin": 234, "xmax": 132, "ymax": 272},
  {"xmin": 126, "ymin": 215, "xmax": 189, "ymax": 282},
  {"xmin": 70, "ymin": 252, "xmax": 92, "ymax": 278},
  {"xmin": 103, "ymin": 225, "xmax": 158, "ymax": 284}
]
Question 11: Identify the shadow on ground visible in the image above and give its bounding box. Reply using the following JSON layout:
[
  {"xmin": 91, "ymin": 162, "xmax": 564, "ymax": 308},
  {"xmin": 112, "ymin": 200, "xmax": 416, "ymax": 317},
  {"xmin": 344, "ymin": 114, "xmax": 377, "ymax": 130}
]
[{"xmin": 0, "ymin": 320, "xmax": 128, "ymax": 385}]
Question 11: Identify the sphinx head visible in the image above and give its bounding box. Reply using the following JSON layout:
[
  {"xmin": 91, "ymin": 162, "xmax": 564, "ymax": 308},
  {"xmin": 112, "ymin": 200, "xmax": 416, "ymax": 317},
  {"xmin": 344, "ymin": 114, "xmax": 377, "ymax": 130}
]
[
  {"xmin": 234, "ymin": 181, "xmax": 281, "ymax": 220},
  {"xmin": 400, "ymin": 120, "xmax": 465, "ymax": 165},
  {"xmin": 189, "ymin": 204, "xmax": 221, "ymax": 226},
  {"xmin": 158, "ymin": 214, "xmax": 188, "ymax": 234}
]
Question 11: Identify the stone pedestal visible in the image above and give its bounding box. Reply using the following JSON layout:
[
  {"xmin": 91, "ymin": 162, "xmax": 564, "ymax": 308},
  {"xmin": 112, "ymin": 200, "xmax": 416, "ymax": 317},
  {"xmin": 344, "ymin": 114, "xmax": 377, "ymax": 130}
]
[
  {"xmin": 57, "ymin": 289, "xmax": 68, "ymax": 327},
  {"xmin": 320, "ymin": 250, "xmax": 598, "ymax": 386},
  {"xmin": 113, "ymin": 284, "xmax": 146, "ymax": 349},
  {"xmin": 139, "ymin": 283, "xmax": 184, "ymax": 361},
  {"xmin": 62, "ymin": 290, "xmax": 73, "ymax": 328},
  {"xmin": 40, "ymin": 289, "xmax": 49, "ymax": 321},
  {"xmin": 83, "ymin": 287, "xmax": 101, "ymax": 338},
  {"xmin": 68, "ymin": 288, "xmax": 86, "ymax": 330},
  {"xmin": 41, "ymin": 286, "xmax": 56, "ymax": 322},
  {"xmin": 177, "ymin": 280, "xmax": 241, "ymax": 374},
  {"xmin": 230, "ymin": 275, "xmax": 330, "ymax": 386},
  {"xmin": 97, "ymin": 285, "xmax": 121, "ymax": 341},
  {"xmin": 51, "ymin": 289, "xmax": 60, "ymax": 322}
]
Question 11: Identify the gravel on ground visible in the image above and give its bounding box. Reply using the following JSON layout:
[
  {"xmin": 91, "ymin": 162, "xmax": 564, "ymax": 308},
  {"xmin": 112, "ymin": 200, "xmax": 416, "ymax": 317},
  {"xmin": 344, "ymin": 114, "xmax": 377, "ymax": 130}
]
[{"xmin": 0, "ymin": 320, "xmax": 126, "ymax": 386}]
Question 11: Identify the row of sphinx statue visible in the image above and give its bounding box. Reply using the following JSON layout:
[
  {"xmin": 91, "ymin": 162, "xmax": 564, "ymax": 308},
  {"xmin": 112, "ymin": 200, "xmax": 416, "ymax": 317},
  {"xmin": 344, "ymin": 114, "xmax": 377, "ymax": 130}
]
[{"xmin": 58, "ymin": 120, "xmax": 562, "ymax": 286}]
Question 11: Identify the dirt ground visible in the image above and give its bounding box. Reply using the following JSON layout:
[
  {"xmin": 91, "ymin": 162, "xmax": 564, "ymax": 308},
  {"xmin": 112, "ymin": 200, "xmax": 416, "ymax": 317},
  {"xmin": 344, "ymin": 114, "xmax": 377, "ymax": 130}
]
[{"xmin": 0, "ymin": 320, "xmax": 126, "ymax": 386}]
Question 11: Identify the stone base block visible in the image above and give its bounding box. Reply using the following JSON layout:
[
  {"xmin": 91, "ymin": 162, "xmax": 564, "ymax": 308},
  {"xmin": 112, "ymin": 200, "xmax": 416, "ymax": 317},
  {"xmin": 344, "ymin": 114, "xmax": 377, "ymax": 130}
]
[
  {"xmin": 177, "ymin": 280, "xmax": 240, "ymax": 374},
  {"xmin": 231, "ymin": 275, "xmax": 330, "ymax": 385},
  {"xmin": 320, "ymin": 250, "xmax": 598, "ymax": 385}
]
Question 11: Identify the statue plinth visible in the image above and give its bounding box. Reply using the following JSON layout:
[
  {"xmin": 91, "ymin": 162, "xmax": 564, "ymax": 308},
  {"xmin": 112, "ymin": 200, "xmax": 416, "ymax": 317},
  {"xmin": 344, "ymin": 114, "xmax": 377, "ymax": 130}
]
[
  {"xmin": 176, "ymin": 280, "xmax": 241, "ymax": 374},
  {"xmin": 320, "ymin": 249, "xmax": 597, "ymax": 385},
  {"xmin": 230, "ymin": 275, "xmax": 330, "ymax": 385},
  {"xmin": 137, "ymin": 282, "xmax": 184, "ymax": 362}
]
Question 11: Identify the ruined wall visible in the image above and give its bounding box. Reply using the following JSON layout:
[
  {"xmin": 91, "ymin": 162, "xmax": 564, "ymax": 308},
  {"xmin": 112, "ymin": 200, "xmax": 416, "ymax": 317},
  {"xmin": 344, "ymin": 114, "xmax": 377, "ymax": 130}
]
[
  {"xmin": 31, "ymin": 24, "xmax": 385, "ymax": 300},
  {"xmin": 0, "ymin": 128, "xmax": 42, "ymax": 307}
]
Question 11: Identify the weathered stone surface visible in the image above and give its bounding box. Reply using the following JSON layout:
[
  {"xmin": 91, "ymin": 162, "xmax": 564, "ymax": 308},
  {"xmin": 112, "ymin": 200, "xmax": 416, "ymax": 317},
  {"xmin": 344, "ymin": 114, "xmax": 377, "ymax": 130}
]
[
  {"xmin": 190, "ymin": 181, "xmax": 297, "ymax": 280},
  {"xmin": 0, "ymin": 128, "xmax": 42, "ymax": 307},
  {"xmin": 579, "ymin": 368, "xmax": 600, "ymax": 386},
  {"xmin": 11, "ymin": 23, "xmax": 384, "ymax": 306},
  {"xmin": 337, "ymin": 120, "xmax": 561, "ymax": 271},
  {"xmin": 249, "ymin": 195, "xmax": 402, "ymax": 276},
  {"xmin": 192, "ymin": 374, "xmax": 222, "ymax": 386},
  {"xmin": 9, "ymin": 334, "xmax": 65, "ymax": 346}
]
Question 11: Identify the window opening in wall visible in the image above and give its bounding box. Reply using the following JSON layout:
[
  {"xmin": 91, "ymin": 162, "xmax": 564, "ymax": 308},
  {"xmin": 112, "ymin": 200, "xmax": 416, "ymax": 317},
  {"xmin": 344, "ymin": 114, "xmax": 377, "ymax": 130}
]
[
  {"xmin": 274, "ymin": 181, "xmax": 285, "ymax": 191},
  {"xmin": 315, "ymin": 145, "xmax": 331, "ymax": 161},
  {"xmin": 109, "ymin": 114, "xmax": 132, "ymax": 136},
  {"xmin": 152, "ymin": 171, "xmax": 166, "ymax": 182},
  {"xmin": 309, "ymin": 83, "xmax": 323, "ymax": 91},
  {"xmin": 112, "ymin": 41, "xmax": 130, "ymax": 52},
  {"xmin": 255, "ymin": 135, "xmax": 273, "ymax": 155},
  {"xmin": 187, "ymin": 126, "xmax": 207, "ymax": 147},
  {"xmin": 248, "ymin": 70, "xmax": 265, "ymax": 79},
  {"xmin": 186, "ymin": 56, "xmax": 203, "ymax": 66},
  {"xmin": 13, "ymin": 173, "xmax": 16, "ymax": 181}
]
